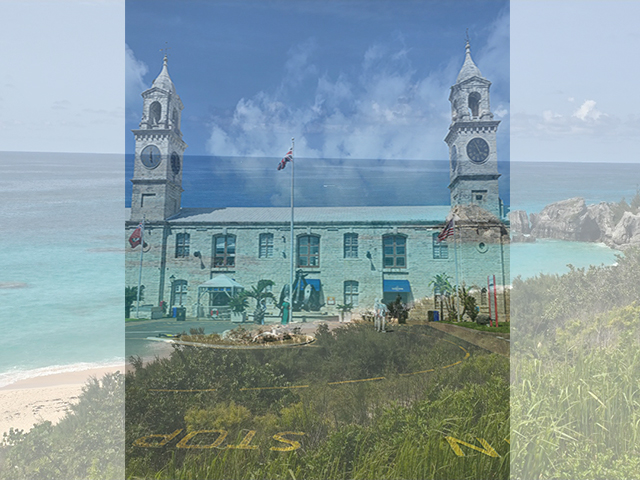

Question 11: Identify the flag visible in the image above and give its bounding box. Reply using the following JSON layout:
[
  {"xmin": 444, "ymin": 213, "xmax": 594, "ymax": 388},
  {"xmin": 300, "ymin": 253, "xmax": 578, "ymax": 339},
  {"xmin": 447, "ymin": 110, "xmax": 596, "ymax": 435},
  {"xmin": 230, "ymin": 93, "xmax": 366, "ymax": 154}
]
[
  {"xmin": 437, "ymin": 218, "xmax": 455, "ymax": 242},
  {"xmin": 129, "ymin": 223, "xmax": 147, "ymax": 248},
  {"xmin": 277, "ymin": 149, "xmax": 293, "ymax": 170}
]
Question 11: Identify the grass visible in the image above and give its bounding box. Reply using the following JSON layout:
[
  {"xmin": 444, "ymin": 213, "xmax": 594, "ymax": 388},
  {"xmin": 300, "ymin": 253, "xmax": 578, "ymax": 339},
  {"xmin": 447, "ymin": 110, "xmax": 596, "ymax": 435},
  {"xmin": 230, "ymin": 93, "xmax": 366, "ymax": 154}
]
[
  {"xmin": 125, "ymin": 323, "xmax": 509, "ymax": 479},
  {"xmin": 439, "ymin": 321, "xmax": 510, "ymax": 334},
  {"xmin": 510, "ymin": 249, "xmax": 640, "ymax": 480}
]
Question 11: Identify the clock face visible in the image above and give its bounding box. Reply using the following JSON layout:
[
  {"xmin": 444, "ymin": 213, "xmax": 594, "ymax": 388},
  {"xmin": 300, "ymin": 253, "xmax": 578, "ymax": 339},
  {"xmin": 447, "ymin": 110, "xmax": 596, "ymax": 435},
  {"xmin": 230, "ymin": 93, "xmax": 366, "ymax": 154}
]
[
  {"xmin": 171, "ymin": 152, "xmax": 181, "ymax": 175},
  {"xmin": 140, "ymin": 145, "xmax": 162, "ymax": 169},
  {"xmin": 466, "ymin": 137, "xmax": 490, "ymax": 164}
]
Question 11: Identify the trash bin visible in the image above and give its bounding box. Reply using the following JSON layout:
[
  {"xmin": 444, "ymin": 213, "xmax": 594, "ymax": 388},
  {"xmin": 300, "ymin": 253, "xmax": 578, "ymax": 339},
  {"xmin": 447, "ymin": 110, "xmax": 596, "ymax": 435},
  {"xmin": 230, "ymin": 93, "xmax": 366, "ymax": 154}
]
[
  {"xmin": 176, "ymin": 307, "xmax": 186, "ymax": 321},
  {"xmin": 428, "ymin": 310, "xmax": 435, "ymax": 322},
  {"xmin": 433, "ymin": 311, "xmax": 440, "ymax": 322},
  {"xmin": 172, "ymin": 307, "xmax": 177, "ymax": 318}
]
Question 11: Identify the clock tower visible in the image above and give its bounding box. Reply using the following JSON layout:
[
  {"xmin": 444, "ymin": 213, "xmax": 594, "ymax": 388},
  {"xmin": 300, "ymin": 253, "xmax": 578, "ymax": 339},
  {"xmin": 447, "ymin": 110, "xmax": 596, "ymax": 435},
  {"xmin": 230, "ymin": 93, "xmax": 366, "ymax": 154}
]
[
  {"xmin": 130, "ymin": 55, "xmax": 187, "ymax": 222},
  {"xmin": 445, "ymin": 41, "xmax": 502, "ymax": 218}
]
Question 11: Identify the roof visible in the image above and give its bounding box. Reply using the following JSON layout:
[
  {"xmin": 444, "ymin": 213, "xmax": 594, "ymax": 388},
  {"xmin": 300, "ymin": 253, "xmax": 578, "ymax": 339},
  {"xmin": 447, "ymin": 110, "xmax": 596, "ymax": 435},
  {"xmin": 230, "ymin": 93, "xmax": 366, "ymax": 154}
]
[
  {"xmin": 162, "ymin": 205, "xmax": 451, "ymax": 225},
  {"xmin": 151, "ymin": 56, "xmax": 176, "ymax": 94},
  {"xmin": 456, "ymin": 41, "xmax": 483, "ymax": 84},
  {"xmin": 198, "ymin": 275, "xmax": 244, "ymax": 289}
]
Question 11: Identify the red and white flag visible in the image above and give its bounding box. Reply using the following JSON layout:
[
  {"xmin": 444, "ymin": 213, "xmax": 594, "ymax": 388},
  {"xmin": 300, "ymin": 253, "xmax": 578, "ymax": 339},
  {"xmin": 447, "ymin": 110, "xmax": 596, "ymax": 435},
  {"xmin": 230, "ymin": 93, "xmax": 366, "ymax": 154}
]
[
  {"xmin": 437, "ymin": 217, "xmax": 455, "ymax": 242},
  {"xmin": 129, "ymin": 223, "xmax": 147, "ymax": 248},
  {"xmin": 277, "ymin": 149, "xmax": 293, "ymax": 170}
]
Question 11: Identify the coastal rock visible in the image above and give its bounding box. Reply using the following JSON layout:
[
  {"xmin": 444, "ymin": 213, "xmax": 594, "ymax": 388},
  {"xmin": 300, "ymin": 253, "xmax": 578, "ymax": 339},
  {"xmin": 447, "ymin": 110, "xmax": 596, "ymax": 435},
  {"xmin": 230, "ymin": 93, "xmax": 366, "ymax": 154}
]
[
  {"xmin": 511, "ymin": 233, "xmax": 536, "ymax": 243},
  {"xmin": 611, "ymin": 211, "xmax": 640, "ymax": 247},
  {"xmin": 530, "ymin": 197, "xmax": 602, "ymax": 242},
  {"xmin": 587, "ymin": 202, "xmax": 616, "ymax": 241},
  {"xmin": 508, "ymin": 210, "xmax": 530, "ymax": 235}
]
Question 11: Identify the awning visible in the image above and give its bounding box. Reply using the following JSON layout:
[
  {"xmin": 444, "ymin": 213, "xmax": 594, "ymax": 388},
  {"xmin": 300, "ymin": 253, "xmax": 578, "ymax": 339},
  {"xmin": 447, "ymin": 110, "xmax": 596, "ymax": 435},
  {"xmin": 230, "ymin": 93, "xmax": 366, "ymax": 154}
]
[
  {"xmin": 299, "ymin": 279, "xmax": 321, "ymax": 291},
  {"xmin": 383, "ymin": 280, "xmax": 411, "ymax": 293}
]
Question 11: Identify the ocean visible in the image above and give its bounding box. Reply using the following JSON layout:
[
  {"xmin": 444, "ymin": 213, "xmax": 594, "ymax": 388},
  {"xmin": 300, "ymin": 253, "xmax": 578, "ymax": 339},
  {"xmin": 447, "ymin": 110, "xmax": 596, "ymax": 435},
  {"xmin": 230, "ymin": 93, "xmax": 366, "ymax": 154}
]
[
  {"xmin": 1, "ymin": 153, "xmax": 637, "ymax": 386},
  {"xmin": 0, "ymin": 152, "xmax": 124, "ymax": 387},
  {"xmin": 510, "ymin": 161, "xmax": 639, "ymax": 280}
]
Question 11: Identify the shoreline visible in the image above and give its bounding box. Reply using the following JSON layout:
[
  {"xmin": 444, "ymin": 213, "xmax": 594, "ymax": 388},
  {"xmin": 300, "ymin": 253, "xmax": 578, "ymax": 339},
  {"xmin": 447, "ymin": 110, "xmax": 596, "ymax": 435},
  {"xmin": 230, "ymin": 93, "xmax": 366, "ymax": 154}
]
[{"xmin": 0, "ymin": 364, "xmax": 124, "ymax": 438}]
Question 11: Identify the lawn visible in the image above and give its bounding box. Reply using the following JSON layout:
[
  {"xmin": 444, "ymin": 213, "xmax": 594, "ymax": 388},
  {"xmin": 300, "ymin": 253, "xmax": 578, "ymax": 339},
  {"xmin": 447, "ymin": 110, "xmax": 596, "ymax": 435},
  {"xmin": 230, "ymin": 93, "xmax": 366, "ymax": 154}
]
[{"xmin": 438, "ymin": 321, "xmax": 510, "ymax": 334}]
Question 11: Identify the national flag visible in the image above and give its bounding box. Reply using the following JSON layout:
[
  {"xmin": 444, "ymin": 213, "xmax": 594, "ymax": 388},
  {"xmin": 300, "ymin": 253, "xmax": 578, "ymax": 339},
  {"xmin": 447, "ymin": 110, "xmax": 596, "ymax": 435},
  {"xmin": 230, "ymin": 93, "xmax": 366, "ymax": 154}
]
[
  {"xmin": 277, "ymin": 149, "xmax": 293, "ymax": 170},
  {"xmin": 437, "ymin": 218, "xmax": 455, "ymax": 242},
  {"xmin": 129, "ymin": 223, "xmax": 147, "ymax": 248}
]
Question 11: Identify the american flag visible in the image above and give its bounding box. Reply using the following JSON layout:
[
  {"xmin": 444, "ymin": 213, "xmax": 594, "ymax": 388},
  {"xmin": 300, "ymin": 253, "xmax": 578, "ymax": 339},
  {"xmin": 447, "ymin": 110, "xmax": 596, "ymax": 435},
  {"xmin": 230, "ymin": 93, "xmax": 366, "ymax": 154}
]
[
  {"xmin": 277, "ymin": 149, "xmax": 293, "ymax": 170},
  {"xmin": 437, "ymin": 218, "xmax": 455, "ymax": 242}
]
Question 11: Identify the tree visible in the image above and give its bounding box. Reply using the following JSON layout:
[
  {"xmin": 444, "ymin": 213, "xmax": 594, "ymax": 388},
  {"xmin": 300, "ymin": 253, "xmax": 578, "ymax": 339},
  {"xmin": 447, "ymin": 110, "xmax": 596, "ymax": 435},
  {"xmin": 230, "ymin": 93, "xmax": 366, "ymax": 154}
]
[
  {"xmin": 125, "ymin": 286, "xmax": 144, "ymax": 318},
  {"xmin": 429, "ymin": 273, "xmax": 455, "ymax": 320},
  {"xmin": 459, "ymin": 286, "xmax": 479, "ymax": 322},
  {"xmin": 228, "ymin": 280, "xmax": 275, "ymax": 324},
  {"xmin": 244, "ymin": 279, "xmax": 276, "ymax": 324}
]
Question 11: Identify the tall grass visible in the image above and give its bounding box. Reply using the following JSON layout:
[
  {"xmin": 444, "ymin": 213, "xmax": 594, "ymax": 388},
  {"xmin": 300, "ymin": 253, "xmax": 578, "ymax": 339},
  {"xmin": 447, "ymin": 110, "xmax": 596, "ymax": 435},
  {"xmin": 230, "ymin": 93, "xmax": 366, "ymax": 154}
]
[
  {"xmin": 126, "ymin": 324, "xmax": 509, "ymax": 479},
  {"xmin": 511, "ymin": 249, "xmax": 640, "ymax": 480}
]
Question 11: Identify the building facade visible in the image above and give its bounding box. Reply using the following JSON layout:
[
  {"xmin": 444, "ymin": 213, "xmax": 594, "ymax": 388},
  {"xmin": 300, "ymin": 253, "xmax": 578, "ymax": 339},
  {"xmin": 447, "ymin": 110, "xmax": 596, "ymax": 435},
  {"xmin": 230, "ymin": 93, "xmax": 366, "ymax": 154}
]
[{"xmin": 125, "ymin": 44, "xmax": 509, "ymax": 320}]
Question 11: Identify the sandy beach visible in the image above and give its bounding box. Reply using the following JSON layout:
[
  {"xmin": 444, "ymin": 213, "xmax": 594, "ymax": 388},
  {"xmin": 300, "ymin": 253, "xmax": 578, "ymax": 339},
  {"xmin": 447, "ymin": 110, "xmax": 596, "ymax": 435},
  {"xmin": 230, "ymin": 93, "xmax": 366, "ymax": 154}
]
[{"xmin": 0, "ymin": 365, "xmax": 124, "ymax": 437}]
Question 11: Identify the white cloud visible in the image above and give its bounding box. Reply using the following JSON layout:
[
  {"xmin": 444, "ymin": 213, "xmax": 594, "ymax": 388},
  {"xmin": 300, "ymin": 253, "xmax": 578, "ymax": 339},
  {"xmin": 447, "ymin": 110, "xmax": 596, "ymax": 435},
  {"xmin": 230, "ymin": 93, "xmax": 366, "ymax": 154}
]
[
  {"xmin": 572, "ymin": 99, "xmax": 603, "ymax": 121},
  {"xmin": 125, "ymin": 44, "xmax": 148, "ymax": 120},
  {"xmin": 206, "ymin": 38, "xmax": 454, "ymax": 162}
]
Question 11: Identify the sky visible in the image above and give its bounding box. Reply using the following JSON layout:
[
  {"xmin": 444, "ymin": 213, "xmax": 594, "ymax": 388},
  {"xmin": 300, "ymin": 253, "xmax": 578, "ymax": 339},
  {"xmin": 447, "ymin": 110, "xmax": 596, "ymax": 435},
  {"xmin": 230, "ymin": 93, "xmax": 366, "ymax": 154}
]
[
  {"xmin": 0, "ymin": 0, "xmax": 124, "ymax": 154},
  {"xmin": 125, "ymin": 1, "xmax": 509, "ymax": 163},
  {"xmin": 123, "ymin": 0, "xmax": 510, "ymax": 208},
  {"xmin": 511, "ymin": 0, "xmax": 640, "ymax": 163},
  {"xmin": 1, "ymin": 1, "xmax": 638, "ymax": 165}
]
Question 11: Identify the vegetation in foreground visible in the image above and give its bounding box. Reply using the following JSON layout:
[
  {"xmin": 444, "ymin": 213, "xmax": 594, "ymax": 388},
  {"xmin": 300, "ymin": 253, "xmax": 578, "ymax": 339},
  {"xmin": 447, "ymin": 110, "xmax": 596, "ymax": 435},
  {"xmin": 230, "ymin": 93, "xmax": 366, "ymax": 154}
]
[
  {"xmin": 126, "ymin": 323, "xmax": 509, "ymax": 479},
  {"xmin": 511, "ymin": 248, "xmax": 640, "ymax": 480},
  {"xmin": 0, "ymin": 373, "xmax": 125, "ymax": 480},
  {"xmin": 438, "ymin": 320, "xmax": 510, "ymax": 334}
]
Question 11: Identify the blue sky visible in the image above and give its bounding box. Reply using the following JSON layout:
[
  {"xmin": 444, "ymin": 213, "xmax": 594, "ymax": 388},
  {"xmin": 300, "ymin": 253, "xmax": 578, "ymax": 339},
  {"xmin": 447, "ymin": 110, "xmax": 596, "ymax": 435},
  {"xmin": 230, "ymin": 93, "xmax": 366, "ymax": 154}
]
[
  {"xmin": 126, "ymin": 1, "xmax": 509, "ymax": 162},
  {"xmin": 2, "ymin": 1, "xmax": 638, "ymax": 165}
]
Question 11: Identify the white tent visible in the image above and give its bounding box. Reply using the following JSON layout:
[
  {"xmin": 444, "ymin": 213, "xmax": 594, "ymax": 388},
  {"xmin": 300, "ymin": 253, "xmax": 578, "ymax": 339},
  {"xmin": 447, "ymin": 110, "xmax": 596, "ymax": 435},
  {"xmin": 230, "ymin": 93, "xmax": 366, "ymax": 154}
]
[{"xmin": 196, "ymin": 275, "xmax": 244, "ymax": 318}]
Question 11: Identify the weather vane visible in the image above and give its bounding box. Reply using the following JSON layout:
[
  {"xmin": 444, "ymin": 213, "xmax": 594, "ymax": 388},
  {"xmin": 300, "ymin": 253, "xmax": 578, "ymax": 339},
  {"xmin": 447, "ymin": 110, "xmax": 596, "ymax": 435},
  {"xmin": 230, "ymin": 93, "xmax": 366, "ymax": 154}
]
[
  {"xmin": 160, "ymin": 42, "xmax": 171, "ymax": 59},
  {"xmin": 465, "ymin": 28, "xmax": 470, "ymax": 44}
]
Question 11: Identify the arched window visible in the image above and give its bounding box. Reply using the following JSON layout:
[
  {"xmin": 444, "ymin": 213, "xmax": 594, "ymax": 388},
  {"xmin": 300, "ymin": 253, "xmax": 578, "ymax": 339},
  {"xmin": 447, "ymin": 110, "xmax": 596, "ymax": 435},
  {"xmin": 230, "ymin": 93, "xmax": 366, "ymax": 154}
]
[
  {"xmin": 297, "ymin": 235, "xmax": 320, "ymax": 267},
  {"xmin": 213, "ymin": 235, "xmax": 236, "ymax": 267},
  {"xmin": 468, "ymin": 92, "xmax": 481, "ymax": 118},
  {"xmin": 149, "ymin": 101, "xmax": 162, "ymax": 125},
  {"xmin": 175, "ymin": 233, "xmax": 190, "ymax": 258},
  {"xmin": 383, "ymin": 234, "xmax": 406, "ymax": 268}
]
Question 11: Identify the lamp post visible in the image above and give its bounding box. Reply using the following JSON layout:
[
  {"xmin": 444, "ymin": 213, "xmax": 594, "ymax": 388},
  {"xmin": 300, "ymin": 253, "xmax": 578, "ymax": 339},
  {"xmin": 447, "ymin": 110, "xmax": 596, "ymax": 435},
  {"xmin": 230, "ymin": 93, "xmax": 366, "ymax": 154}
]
[{"xmin": 169, "ymin": 275, "xmax": 176, "ymax": 312}]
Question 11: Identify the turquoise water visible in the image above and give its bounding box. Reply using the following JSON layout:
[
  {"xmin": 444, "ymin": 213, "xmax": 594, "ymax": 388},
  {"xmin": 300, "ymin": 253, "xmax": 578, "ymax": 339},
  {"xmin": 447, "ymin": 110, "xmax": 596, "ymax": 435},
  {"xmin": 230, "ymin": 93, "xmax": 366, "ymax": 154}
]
[
  {"xmin": 511, "ymin": 239, "xmax": 620, "ymax": 280},
  {"xmin": 0, "ymin": 152, "xmax": 124, "ymax": 387},
  {"xmin": 509, "ymin": 162, "xmax": 639, "ymax": 281}
]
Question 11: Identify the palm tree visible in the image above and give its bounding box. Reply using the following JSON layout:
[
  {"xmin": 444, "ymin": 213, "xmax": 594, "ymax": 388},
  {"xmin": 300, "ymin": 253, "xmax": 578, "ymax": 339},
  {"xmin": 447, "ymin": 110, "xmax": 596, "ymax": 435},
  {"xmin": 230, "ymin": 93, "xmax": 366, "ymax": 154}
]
[
  {"xmin": 243, "ymin": 279, "xmax": 276, "ymax": 324},
  {"xmin": 429, "ymin": 273, "xmax": 455, "ymax": 321}
]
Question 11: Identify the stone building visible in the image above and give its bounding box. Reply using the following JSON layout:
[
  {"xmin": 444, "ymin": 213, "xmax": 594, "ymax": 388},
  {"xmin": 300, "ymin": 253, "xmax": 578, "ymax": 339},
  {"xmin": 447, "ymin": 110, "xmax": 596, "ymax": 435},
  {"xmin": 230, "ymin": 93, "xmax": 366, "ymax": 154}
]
[{"xmin": 125, "ymin": 43, "xmax": 509, "ymax": 320}]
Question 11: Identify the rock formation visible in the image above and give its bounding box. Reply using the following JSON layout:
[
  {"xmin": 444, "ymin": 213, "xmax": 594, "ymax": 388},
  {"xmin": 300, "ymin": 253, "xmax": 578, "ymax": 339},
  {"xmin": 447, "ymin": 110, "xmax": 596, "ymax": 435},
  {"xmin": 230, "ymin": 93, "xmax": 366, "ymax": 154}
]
[
  {"xmin": 611, "ymin": 211, "xmax": 640, "ymax": 248},
  {"xmin": 513, "ymin": 196, "xmax": 640, "ymax": 250}
]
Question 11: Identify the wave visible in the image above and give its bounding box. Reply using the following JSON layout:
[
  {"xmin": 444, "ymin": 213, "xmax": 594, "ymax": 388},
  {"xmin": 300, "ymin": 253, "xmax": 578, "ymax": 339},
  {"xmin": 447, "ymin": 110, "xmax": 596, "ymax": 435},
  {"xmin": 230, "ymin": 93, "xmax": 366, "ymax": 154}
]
[{"xmin": 0, "ymin": 358, "xmax": 125, "ymax": 389}]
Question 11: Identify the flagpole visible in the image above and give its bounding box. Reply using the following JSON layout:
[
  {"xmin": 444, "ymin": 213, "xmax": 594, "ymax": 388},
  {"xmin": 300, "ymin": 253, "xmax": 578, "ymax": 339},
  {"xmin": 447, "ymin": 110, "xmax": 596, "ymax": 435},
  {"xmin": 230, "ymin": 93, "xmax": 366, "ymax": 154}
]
[
  {"xmin": 135, "ymin": 215, "xmax": 145, "ymax": 319},
  {"xmin": 453, "ymin": 216, "xmax": 461, "ymax": 322},
  {"xmin": 289, "ymin": 138, "xmax": 295, "ymax": 324}
]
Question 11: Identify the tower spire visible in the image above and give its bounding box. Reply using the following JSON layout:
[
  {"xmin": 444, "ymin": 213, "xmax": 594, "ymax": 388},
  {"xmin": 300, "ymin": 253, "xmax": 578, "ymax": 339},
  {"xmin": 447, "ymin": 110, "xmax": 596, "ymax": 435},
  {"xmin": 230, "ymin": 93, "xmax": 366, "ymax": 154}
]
[{"xmin": 456, "ymin": 34, "xmax": 482, "ymax": 84}]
